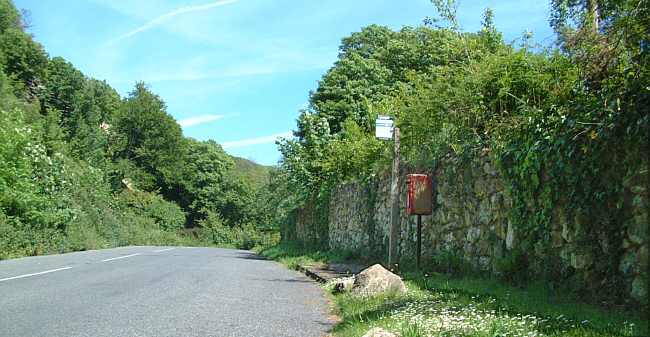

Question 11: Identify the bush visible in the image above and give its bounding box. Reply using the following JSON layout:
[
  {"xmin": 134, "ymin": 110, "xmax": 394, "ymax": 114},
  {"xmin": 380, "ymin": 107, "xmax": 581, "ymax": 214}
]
[
  {"xmin": 119, "ymin": 190, "xmax": 185, "ymax": 231},
  {"xmin": 198, "ymin": 211, "xmax": 278, "ymax": 250}
]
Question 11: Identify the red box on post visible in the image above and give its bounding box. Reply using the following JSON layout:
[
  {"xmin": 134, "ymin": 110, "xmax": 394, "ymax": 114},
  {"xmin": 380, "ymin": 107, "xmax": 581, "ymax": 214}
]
[{"xmin": 406, "ymin": 174, "xmax": 432, "ymax": 215}]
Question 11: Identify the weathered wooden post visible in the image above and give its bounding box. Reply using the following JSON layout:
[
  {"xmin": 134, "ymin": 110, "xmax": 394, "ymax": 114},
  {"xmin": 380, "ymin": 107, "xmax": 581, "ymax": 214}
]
[
  {"xmin": 389, "ymin": 127, "xmax": 400, "ymax": 270},
  {"xmin": 375, "ymin": 116, "xmax": 400, "ymax": 270}
]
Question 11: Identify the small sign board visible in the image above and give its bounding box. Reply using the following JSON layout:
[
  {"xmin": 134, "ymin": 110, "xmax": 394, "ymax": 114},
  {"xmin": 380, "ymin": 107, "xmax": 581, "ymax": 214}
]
[{"xmin": 375, "ymin": 116, "xmax": 394, "ymax": 140}]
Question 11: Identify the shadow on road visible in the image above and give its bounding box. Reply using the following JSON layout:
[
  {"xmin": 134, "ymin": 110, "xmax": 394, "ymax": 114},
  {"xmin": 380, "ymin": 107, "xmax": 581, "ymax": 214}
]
[
  {"xmin": 251, "ymin": 278, "xmax": 315, "ymax": 284},
  {"xmin": 233, "ymin": 252, "xmax": 269, "ymax": 261}
]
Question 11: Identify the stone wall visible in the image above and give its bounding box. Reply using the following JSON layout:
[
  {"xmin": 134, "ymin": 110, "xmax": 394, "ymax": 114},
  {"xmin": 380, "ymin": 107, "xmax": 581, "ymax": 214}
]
[
  {"xmin": 297, "ymin": 151, "xmax": 648, "ymax": 304},
  {"xmin": 286, "ymin": 196, "xmax": 329, "ymax": 247}
]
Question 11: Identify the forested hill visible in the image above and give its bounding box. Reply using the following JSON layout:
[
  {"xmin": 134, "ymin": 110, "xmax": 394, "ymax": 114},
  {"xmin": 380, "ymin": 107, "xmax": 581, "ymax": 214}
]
[
  {"xmin": 0, "ymin": 0, "xmax": 274, "ymax": 259},
  {"xmin": 231, "ymin": 156, "xmax": 273, "ymax": 190}
]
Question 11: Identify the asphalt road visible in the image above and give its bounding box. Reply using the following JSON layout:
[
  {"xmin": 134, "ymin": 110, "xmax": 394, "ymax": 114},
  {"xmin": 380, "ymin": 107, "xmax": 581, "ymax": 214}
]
[{"xmin": 0, "ymin": 246, "xmax": 334, "ymax": 337}]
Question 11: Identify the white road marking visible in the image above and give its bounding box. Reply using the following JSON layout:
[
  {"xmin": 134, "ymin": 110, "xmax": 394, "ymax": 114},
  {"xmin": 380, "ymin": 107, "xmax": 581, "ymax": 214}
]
[
  {"xmin": 0, "ymin": 267, "xmax": 72, "ymax": 283},
  {"xmin": 152, "ymin": 248, "xmax": 175, "ymax": 253},
  {"xmin": 101, "ymin": 253, "xmax": 141, "ymax": 262}
]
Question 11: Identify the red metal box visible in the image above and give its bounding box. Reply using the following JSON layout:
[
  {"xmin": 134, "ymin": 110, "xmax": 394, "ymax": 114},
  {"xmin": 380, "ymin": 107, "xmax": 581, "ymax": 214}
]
[{"xmin": 406, "ymin": 174, "xmax": 432, "ymax": 215}]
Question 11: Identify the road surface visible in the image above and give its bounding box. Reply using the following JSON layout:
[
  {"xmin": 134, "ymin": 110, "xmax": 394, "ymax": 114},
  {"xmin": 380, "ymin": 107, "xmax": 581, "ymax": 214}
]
[{"xmin": 0, "ymin": 246, "xmax": 334, "ymax": 337}]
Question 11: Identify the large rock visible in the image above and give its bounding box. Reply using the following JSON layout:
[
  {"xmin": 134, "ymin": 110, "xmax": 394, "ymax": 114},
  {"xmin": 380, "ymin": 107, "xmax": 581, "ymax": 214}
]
[
  {"xmin": 351, "ymin": 264, "xmax": 407, "ymax": 297},
  {"xmin": 362, "ymin": 327, "xmax": 401, "ymax": 337}
]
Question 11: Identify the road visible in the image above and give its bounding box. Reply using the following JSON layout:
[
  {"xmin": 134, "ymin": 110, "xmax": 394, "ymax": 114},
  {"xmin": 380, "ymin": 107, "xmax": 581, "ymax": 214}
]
[{"xmin": 0, "ymin": 246, "xmax": 334, "ymax": 337}]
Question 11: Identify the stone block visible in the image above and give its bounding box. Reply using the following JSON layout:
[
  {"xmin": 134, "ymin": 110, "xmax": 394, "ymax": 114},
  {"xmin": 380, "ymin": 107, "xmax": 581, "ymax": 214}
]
[
  {"xmin": 562, "ymin": 223, "xmax": 574, "ymax": 243},
  {"xmin": 479, "ymin": 256, "xmax": 491, "ymax": 270},
  {"xmin": 506, "ymin": 221, "xmax": 516, "ymax": 250},
  {"xmin": 483, "ymin": 162, "xmax": 497, "ymax": 176},
  {"xmin": 639, "ymin": 245, "xmax": 648, "ymax": 270},
  {"xmin": 467, "ymin": 227, "xmax": 481, "ymax": 243},
  {"xmin": 570, "ymin": 252, "xmax": 592, "ymax": 269},
  {"xmin": 478, "ymin": 240, "xmax": 491, "ymax": 255},
  {"xmin": 619, "ymin": 250, "xmax": 639, "ymax": 275},
  {"xmin": 495, "ymin": 221, "xmax": 507, "ymax": 240},
  {"xmin": 631, "ymin": 276, "xmax": 647, "ymax": 302},
  {"xmin": 552, "ymin": 230, "xmax": 563, "ymax": 248},
  {"xmin": 628, "ymin": 215, "xmax": 647, "ymax": 245}
]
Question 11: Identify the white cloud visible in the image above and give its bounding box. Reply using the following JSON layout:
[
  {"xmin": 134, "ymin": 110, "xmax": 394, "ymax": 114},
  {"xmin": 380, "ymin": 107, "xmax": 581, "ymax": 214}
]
[
  {"xmin": 221, "ymin": 131, "xmax": 293, "ymax": 149},
  {"xmin": 106, "ymin": 0, "xmax": 240, "ymax": 45},
  {"xmin": 178, "ymin": 114, "xmax": 224, "ymax": 127}
]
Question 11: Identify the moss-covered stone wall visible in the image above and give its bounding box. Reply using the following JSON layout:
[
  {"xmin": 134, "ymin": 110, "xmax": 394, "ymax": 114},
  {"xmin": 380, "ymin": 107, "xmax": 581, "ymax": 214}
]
[{"xmin": 320, "ymin": 152, "xmax": 647, "ymax": 305}]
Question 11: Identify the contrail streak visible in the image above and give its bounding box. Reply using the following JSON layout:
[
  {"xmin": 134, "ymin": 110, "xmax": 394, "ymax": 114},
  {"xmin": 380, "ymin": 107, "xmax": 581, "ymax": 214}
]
[{"xmin": 106, "ymin": 0, "xmax": 239, "ymax": 45}]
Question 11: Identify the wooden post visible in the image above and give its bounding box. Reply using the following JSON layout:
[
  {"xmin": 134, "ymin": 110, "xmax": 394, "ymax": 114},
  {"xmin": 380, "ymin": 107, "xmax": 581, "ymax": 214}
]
[{"xmin": 388, "ymin": 127, "xmax": 400, "ymax": 270}]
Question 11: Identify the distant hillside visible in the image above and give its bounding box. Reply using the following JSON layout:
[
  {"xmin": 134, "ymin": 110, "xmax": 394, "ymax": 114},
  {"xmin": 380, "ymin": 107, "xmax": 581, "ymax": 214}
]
[{"xmin": 230, "ymin": 156, "xmax": 273, "ymax": 190}]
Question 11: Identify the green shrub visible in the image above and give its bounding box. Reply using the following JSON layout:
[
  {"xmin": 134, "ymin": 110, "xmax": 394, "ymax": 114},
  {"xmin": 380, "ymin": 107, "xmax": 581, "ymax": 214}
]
[
  {"xmin": 198, "ymin": 211, "xmax": 278, "ymax": 250},
  {"xmin": 119, "ymin": 190, "xmax": 185, "ymax": 231}
]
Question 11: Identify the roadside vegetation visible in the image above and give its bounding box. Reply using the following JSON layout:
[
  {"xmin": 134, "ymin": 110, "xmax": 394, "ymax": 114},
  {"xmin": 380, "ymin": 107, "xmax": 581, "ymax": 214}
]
[
  {"xmin": 332, "ymin": 274, "xmax": 647, "ymax": 337},
  {"xmin": 259, "ymin": 243, "xmax": 649, "ymax": 337},
  {"xmin": 261, "ymin": 1, "xmax": 648, "ymax": 333},
  {"xmin": 0, "ymin": 0, "xmax": 277, "ymax": 259}
]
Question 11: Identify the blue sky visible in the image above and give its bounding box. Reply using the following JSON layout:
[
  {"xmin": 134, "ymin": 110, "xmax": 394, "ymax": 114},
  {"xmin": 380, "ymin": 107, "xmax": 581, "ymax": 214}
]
[{"xmin": 15, "ymin": 0, "xmax": 554, "ymax": 165}]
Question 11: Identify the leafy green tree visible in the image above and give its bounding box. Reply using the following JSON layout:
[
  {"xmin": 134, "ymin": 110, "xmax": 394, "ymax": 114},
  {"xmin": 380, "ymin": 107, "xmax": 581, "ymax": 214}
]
[
  {"xmin": 67, "ymin": 79, "xmax": 120, "ymax": 167},
  {"xmin": 44, "ymin": 56, "xmax": 85, "ymax": 124},
  {"xmin": 0, "ymin": 0, "xmax": 20, "ymax": 33},
  {"xmin": 0, "ymin": 27, "xmax": 48, "ymax": 98},
  {"xmin": 180, "ymin": 138, "xmax": 233, "ymax": 223},
  {"xmin": 309, "ymin": 42, "xmax": 393, "ymax": 135},
  {"xmin": 41, "ymin": 108, "xmax": 68, "ymax": 155},
  {"xmin": 113, "ymin": 82, "xmax": 186, "ymax": 190},
  {"xmin": 478, "ymin": 8, "xmax": 503, "ymax": 52},
  {"xmin": 339, "ymin": 24, "xmax": 395, "ymax": 59}
]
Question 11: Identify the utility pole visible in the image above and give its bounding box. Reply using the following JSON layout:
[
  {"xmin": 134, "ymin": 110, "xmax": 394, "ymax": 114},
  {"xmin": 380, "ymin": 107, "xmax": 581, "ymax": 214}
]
[{"xmin": 388, "ymin": 127, "xmax": 400, "ymax": 270}]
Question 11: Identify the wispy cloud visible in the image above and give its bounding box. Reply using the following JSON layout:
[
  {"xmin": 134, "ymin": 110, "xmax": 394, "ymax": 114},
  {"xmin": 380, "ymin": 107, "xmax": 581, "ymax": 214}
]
[
  {"xmin": 221, "ymin": 131, "xmax": 293, "ymax": 149},
  {"xmin": 178, "ymin": 114, "xmax": 224, "ymax": 127},
  {"xmin": 106, "ymin": 0, "xmax": 239, "ymax": 45}
]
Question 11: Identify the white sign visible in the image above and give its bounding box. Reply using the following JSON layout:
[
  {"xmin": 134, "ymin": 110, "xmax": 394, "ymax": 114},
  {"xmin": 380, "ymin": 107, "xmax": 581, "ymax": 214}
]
[{"xmin": 375, "ymin": 116, "xmax": 394, "ymax": 140}]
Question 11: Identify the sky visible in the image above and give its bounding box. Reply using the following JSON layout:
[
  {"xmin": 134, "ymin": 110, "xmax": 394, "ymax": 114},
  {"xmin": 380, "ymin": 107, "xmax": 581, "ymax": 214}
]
[{"xmin": 15, "ymin": 0, "xmax": 555, "ymax": 165}]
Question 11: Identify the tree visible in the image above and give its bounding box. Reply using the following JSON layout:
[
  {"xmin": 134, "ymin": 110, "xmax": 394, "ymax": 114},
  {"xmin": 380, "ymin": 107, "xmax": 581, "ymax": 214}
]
[
  {"xmin": 308, "ymin": 53, "xmax": 393, "ymax": 135},
  {"xmin": 0, "ymin": 27, "xmax": 48, "ymax": 98},
  {"xmin": 44, "ymin": 56, "xmax": 85, "ymax": 125},
  {"xmin": 180, "ymin": 138, "xmax": 233, "ymax": 224},
  {"xmin": 113, "ymin": 82, "xmax": 186, "ymax": 190},
  {"xmin": 478, "ymin": 8, "xmax": 503, "ymax": 51},
  {"xmin": 0, "ymin": 0, "xmax": 20, "ymax": 33},
  {"xmin": 67, "ymin": 79, "xmax": 121, "ymax": 166},
  {"xmin": 339, "ymin": 24, "xmax": 395, "ymax": 59}
]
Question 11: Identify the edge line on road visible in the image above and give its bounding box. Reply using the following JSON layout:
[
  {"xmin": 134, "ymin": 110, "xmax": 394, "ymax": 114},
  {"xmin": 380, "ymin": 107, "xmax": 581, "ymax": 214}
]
[
  {"xmin": 0, "ymin": 266, "xmax": 73, "ymax": 283},
  {"xmin": 101, "ymin": 253, "xmax": 141, "ymax": 262}
]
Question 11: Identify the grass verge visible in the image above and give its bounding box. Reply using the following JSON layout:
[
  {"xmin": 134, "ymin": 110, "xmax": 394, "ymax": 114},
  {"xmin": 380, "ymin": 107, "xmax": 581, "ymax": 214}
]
[{"xmin": 259, "ymin": 243, "xmax": 649, "ymax": 337}]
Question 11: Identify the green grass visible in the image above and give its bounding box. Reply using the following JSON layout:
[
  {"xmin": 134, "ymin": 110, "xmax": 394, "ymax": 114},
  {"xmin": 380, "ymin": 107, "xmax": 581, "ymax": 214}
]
[
  {"xmin": 256, "ymin": 241, "xmax": 363, "ymax": 269},
  {"xmin": 260, "ymin": 243, "xmax": 648, "ymax": 337},
  {"xmin": 332, "ymin": 273, "xmax": 647, "ymax": 337}
]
